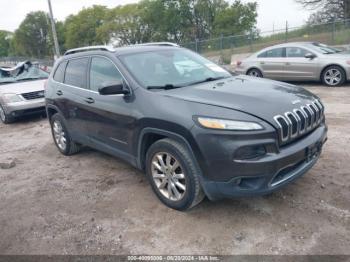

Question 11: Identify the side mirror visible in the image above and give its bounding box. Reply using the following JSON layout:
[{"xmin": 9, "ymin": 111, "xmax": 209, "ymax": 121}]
[
  {"xmin": 305, "ymin": 53, "xmax": 316, "ymax": 59},
  {"xmin": 98, "ymin": 81, "xmax": 130, "ymax": 95}
]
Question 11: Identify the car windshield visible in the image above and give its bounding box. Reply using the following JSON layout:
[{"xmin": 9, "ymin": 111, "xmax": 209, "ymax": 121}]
[
  {"xmin": 118, "ymin": 49, "xmax": 231, "ymax": 89},
  {"xmin": 0, "ymin": 62, "xmax": 49, "ymax": 85},
  {"xmin": 307, "ymin": 42, "xmax": 343, "ymax": 54}
]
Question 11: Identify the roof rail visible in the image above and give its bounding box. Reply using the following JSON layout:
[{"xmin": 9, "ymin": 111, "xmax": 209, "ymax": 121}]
[
  {"xmin": 135, "ymin": 42, "xmax": 179, "ymax": 47},
  {"xmin": 64, "ymin": 45, "xmax": 115, "ymax": 56}
]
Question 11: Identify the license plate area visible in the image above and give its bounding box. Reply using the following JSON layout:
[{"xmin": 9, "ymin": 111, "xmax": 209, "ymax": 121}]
[{"xmin": 305, "ymin": 142, "xmax": 322, "ymax": 162}]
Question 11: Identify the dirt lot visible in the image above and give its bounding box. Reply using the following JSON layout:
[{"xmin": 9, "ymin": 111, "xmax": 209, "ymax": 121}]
[{"xmin": 0, "ymin": 84, "xmax": 349, "ymax": 255}]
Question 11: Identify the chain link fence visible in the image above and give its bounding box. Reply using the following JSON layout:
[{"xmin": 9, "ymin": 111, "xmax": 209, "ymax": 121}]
[{"xmin": 182, "ymin": 19, "xmax": 350, "ymax": 64}]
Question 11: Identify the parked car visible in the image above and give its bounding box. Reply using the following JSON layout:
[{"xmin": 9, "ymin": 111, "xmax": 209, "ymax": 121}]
[
  {"xmin": 0, "ymin": 61, "xmax": 49, "ymax": 124},
  {"xmin": 45, "ymin": 43, "xmax": 327, "ymax": 210},
  {"xmin": 235, "ymin": 42, "xmax": 350, "ymax": 87}
]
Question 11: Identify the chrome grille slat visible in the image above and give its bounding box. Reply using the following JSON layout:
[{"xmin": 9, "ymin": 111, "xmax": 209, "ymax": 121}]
[
  {"xmin": 274, "ymin": 100, "xmax": 324, "ymax": 144},
  {"xmin": 21, "ymin": 91, "xmax": 45, "ymax": 100}
]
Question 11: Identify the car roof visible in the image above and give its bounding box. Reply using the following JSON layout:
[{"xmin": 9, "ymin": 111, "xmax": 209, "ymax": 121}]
[{"xmin": 257, "ymin": 42, "xmax": 317, "ymax": 53}]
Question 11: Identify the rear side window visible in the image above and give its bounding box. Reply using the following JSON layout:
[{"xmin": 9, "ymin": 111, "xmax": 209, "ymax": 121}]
[
  {"xmin": 258, "ymin": 48, "xmax": 285, "ymax": 58},
  {"xmin": 64, "ymin": 58, "xmax": 89, "ymax": 88},
  {"xmin": 89, "ymin": 57, "xmax": 123, "ymax": 92},
  {"xmin": 53, "ymin": 61, "xmax": 67, "ymax": 83}
]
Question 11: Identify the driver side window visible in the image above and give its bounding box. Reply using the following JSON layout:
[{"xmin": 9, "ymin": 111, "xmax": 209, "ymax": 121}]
[
  {"xmin": 286, "ymin": 47, "xmax": 309, "ymax": 58},
  {"xmin": 90, "ymin": 57, "xmax": 123, "ymax": 92}
]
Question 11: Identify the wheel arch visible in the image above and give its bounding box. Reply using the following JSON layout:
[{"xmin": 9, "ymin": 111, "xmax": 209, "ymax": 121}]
[
  {"xmin": 246, "ymin": 67, "xmax": 264, "ymax": 77},
  {"xmin": 320, "ymin": 64, "xmax": 347, "ymax": 81},
  {"xmin": 136, "ymin": 127, "xmax": 201, "ymax": 172}
]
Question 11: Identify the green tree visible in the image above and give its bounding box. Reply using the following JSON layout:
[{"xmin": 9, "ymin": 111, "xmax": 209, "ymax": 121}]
[
  {"xmin": 13, "ymin": 11, "xmax": 51, "ymax": 58},
  {"xmin": 64, "ymin": 5, "xmax": 109, "ymax": 49},
  {"xmin": 213, "ymin": 0, "xmax": 257, "ymax": 36},
  {"xmin": 0, "ymin": 30, "xmax": 12, "ymax": 57},
  {"xmin": 97, "ymin": 3, "xmax": 152, "ymax": 46}
]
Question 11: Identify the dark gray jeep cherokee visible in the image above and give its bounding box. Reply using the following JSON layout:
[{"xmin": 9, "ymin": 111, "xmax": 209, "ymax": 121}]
[{"xmin": 45, "ymin": 43, "xmax": 327, "ymax": 210}]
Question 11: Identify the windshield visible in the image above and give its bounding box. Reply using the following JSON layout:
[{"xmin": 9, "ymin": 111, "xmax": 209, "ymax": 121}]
[
  {"xmin": 119, "ymin": 49, "xmax": 231, "ymax": 89},
  {"xmin": 0, "ymin": 63, "xmax": 49, "ymax": 84},
  {"xmin": 307, "ymin": 42, "xmax": 343, "ymax": 54}
]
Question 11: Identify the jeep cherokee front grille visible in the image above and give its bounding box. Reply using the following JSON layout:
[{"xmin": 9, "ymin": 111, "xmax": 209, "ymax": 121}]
[{"xmin": 274, "ymin": 100, "xmax": 324, "ymax": 144}]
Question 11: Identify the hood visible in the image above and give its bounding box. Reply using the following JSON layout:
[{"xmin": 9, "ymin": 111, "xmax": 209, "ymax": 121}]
[
  {"xmin": 164, "ymin": 75, "xmax": 319, "ymax": 127},
  {"xmin": 0, "ymin": 79, "xmax": 46, "ymax": 94},
  {"xmin": 321, "ymin": 53, "xmax": 350, "ymax": 59}
]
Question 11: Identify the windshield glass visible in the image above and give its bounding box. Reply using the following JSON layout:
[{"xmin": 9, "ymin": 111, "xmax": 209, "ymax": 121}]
[
  {"xmin": 0, "ymin": 62, "xmax": 49, "ymax": 84},
  {"xmin": 119, "ymin": 49, "xmax": 231, "ymax": 88},
  {"xmin": 307, "ymin": 42, "xmax": 342, "ymax": 54}
]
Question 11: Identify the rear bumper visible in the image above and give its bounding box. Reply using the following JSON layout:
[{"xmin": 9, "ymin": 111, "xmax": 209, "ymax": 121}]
[
  {"xmin": 3, "ymin": 99, "xmax": 46, "ymax": 117},
  {"xmin": 200, "ymin": 125, "xmax": 327, "ymax": 200}
]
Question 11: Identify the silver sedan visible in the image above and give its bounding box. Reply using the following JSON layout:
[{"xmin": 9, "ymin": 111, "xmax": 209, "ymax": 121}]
[{"xmin": 235, "ymin": 42, "xmax": 350, "ymax": 86}]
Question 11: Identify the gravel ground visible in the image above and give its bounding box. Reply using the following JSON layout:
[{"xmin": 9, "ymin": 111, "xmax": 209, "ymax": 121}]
[{"xmin": 0, "ymin": 84, "xmax": 349, "ymax": 255}]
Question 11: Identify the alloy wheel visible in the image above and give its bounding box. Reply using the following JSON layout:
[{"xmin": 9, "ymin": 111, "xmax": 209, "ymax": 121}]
[
  {"xmin": 53, "ymin": 120, "xmax": 67, "ymax": 151},
  {"xmin": 324, "ymin": 68, "xmax": 342, "ymax": 86},
  {"xmin": 248, "ymin": 70, "xmax": 261, "ymax": 77},
  {"xmin": 151, "ymin": 152, "xmax": 186, "ymax": 201}
]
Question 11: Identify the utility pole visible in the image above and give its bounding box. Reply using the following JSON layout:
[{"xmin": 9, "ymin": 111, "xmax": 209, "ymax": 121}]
[{"xmin": 47, "ymin": 0, "xmax": 60, "ymax": 59}]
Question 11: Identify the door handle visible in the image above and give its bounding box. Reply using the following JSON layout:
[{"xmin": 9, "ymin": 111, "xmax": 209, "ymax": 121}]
[
  {"xmin": 260, "ymin": 61, "xmax": 265, "ymax": 65},
  {"xmin": 84, "ymin": 97, "xmax": 95, "ymax": 104},
  {"xmin": 56, "ymin": 90, "xmax": 63, "ymax": 96},
  {"xmin": 286, "ymin": 62, "xmax": 291, "ymax": 66}
]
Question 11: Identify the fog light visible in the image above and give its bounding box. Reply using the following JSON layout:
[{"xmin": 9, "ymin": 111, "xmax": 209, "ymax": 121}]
[{"xmin": 235, "ymin": 145, "xmax": 266, "ymax": 160}]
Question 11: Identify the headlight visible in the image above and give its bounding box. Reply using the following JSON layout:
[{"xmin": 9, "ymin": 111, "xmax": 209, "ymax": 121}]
[
  {"xmin": 197, "ymin": 117, "xmax": 263, "ymax": 131},
  {"xmin": 2, "ymin": 93, "xmax": 23, "ymax": 103}
]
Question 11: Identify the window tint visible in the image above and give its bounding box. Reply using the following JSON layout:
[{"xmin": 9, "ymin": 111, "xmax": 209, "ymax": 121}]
[
  {"xmin": 90, "ymin": 57, "xmax": 123, "ymax": 92},
  {"xmin": 259, "ymin": 48, "xmax": 284, "ymax": 58},
  {"xmin": 286, "ymin": 47, "xmax": 309, "ymax": 57},
  {"xmin": 53, "ymin": 61, "xmax": 67, "ymax": 83},
  {"xmin": 64, "ymin": 58, "xmax": 89, "ymax": 88}
]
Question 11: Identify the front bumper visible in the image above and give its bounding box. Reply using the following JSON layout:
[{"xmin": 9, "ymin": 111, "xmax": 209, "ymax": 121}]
[
  {"xmin": 197, "ymin": 124, "xmax": 327, "ymax": 200},
  {"xmin": 3, "ymin": 98, "xmax": 46, "ymax": 117}
]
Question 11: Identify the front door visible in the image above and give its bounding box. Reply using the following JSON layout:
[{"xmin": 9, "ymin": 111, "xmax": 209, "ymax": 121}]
[
  {"xmin": 283, "ymin": 47, "xmax": 318, "ymax": 81},
  {"xmin": 84, "ymin": 56, "xmax": 135, "ymax": 156}
]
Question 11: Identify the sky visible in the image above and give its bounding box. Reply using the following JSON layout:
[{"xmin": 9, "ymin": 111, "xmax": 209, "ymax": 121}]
[{"xmin": 0, "ymin": 0, "xmax": 311, "ymax": 33}]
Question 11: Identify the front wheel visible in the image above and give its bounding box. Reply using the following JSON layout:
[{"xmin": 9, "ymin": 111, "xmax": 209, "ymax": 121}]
[
  {"xmin": 0, "ymin": 104, "xmax": 14, "ymax": 124},
  {"xmin": 146, "ymin": 138, "xmax": 205, "ymax": 211},
  {"xmin": 322, "ymin": 66, "xmax": 346, "ymax": 87},
  {"xmin": 247, "ymin": 68, "xmax": 263, "ymax": 78}
]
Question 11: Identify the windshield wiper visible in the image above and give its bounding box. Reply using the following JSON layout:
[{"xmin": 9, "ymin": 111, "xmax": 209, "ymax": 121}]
[
  {"xmin": 147, "ymin": 84, "xmax": 183, "ymax": 90},
  {"xmin": 185, "ymin": 76, "xmax": 228, "ymax": 87}
]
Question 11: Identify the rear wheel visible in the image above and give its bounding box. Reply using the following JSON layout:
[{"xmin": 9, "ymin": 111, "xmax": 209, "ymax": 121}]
[
  {"xmin": 0, "ymin": 104, "xmax": 14, "ymax": 124},
  {"xmin": 146, "ymin": 138, "xmax": 205, "ymax": 211},
  {"xmin": 50, "ymin": 113, "xmax": 80, "ymax": 155},
  {"xmin": 322, "ymin": 66, "xmax": 346, "ymax": 87},
  {"xmin": 247, "ymin": 68, "xmax": 263, "ymax": 78}
]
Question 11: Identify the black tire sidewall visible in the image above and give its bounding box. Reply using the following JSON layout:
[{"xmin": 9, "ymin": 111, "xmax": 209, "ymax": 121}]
[
  {"xmin": 248, "ymin": 68, "xmax": 262, "ymax": 78},
  {"xmin": 322, "ymin": 66, "xmax": 346, "ymax": 87},
  {"xmin": 146, "ymin": 140, "xmax": 198, "ymax": 211},
  {"xmin": 50, "ymin": 114, "xmax": 72, "ymax": 155},
  {"xmin": 0, "ymin": 103, "xmax": 13, "ymax": 124}
]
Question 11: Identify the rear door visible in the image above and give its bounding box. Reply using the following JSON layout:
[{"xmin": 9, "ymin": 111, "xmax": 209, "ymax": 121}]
[
  {"xmin": 61, "ymin": 57, "xmax": 91, "ymax": 140},
  {"xmin": 257, "ymin": 47, "xmax": 286, "ymax": 80},
  {"xmin": 283, "ymin": 47, "xmax": 318, "ymax": 80}
]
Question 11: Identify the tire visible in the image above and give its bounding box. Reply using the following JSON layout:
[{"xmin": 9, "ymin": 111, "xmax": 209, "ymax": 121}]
[
  {"xmin": 0, "ymin": 103, "xmax": 14, "ymax": 124},
  {"xmin": 321, "ymin": 65, "xmax": 346, "ymax": 87},
  {"xmin": 247, "ymin": 68, "xmax": 263, "ymax": 78},
  {"xmin": 50, "ymin": 113, "xmax": 80, "ymax": 155},
  {"xmin": 145, "ymin": 138, "xmax": 205, "ymax": 211}
]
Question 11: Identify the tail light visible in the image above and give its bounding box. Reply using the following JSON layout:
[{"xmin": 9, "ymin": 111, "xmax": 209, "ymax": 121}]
[
  {"xmin": 236, "ymin": 60, "xmax": 242, "ymax": 67},
  {"xmin": 347, "ymin": 60, "xmax": 350, "ymax": 65}
]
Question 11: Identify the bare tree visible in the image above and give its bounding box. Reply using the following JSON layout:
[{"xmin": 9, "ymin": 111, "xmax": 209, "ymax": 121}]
[{"xmin": 296, "ymin": 0, "xmax": 350, "ymax": 23}]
